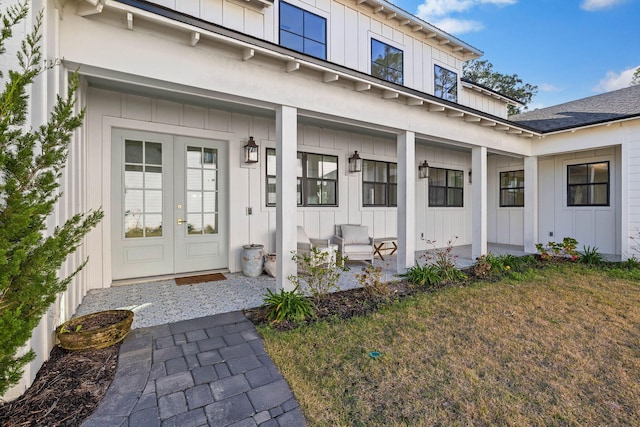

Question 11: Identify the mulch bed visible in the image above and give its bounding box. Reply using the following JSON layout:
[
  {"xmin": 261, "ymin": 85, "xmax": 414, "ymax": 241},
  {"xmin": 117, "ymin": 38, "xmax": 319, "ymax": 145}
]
[{"xmin": 0, "ymin": 344, "xmax": 120, "ymax": 427}]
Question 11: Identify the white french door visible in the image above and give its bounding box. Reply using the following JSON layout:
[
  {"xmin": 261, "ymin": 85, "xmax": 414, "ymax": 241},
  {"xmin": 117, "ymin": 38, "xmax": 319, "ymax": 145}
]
[{"xmin": 111, "ymin": 129, "xmax": 228, "ymax": 280}]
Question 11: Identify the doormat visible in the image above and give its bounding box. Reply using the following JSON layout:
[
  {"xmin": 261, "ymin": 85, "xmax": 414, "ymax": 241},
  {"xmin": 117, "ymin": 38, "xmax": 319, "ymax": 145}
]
[{"xmin": 175, "ymin": 273, "xmax": 226, "ymax": 286}]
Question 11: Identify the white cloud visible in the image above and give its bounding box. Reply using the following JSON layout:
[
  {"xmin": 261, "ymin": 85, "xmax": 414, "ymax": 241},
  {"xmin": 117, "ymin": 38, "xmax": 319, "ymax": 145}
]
[
  {"xmin": 539, "ymin": 83, "xmax": 560, "ymax": 92},
  {"xmin": 430, "ymin": 18, "xmax": 484, "ymax": 34},
  {"xmin": 416, "ymin": 0, "xmax": 516, "ymax": 34},
  {"xmin": 593, "ymin": 66, "xmax": 639, "ymax": 92},
  {"xmin": 581, "ymin": 0, "xmax": 626, "ymax": 11}
]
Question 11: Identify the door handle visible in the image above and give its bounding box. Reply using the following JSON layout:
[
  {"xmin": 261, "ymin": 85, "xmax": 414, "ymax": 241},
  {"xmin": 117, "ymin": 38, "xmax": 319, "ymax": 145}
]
[{"xmin": 177, "ymin": 218, "xmax": 184, "ymax": 225}]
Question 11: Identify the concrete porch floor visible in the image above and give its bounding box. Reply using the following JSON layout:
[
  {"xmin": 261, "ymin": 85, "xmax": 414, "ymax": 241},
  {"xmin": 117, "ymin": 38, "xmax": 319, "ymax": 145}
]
[{"xmin": 75, "ymin": 244, "xmax": 529, "ymax": 329}]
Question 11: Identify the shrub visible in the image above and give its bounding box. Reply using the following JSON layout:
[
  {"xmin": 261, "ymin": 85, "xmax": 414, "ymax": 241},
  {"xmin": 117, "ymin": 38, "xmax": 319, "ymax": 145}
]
[
  {"xmin": 402, "ymin": 264, "xmax": 442, "ymax": 288},
  {"xmin": 535, "ymin": 237, "xmax": 579, "ymax": 261},
  {"xmin": 262, "ymin": 286, "xmax": 315, "ymax": 323},
  {"xmin": 356, "ymin": 264, "xmax": 390, "ymax": 296},
  {"xmin": 580, "ymin": 246, "xmax": 604, "ymax": 265},
  {"xmin": 424, "ymin": 238, "xmax": 467, "ymax": 283},
  {"xmin": 0, "ymin": 5, "xmax": 103, "ymax": 395},
  {"xmin": 289, "ymin": 247, "xmax": 349, "ymax": 300}
]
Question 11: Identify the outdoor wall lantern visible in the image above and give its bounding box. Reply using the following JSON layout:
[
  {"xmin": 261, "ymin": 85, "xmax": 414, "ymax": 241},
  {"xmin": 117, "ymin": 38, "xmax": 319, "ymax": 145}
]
[
  {"xmin": 244, "ymin": 136, "xmax": 259, "ymax": 164},
  {"xmin": 348, "ymin": 151, "xmax": 362, "ymax": 173},
  {"xmin": 418, "ymin": 160, "xmax": 430, "ymax": 179},
  {"xmin": 468, "ymin": 169, "xmax": 472, "ymax": 184}
]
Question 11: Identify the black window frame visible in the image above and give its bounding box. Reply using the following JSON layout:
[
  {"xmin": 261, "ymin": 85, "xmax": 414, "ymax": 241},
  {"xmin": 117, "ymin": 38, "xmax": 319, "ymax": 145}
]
[
  {"xmin": 370, "ymin": 39, "xmax": 404, "ymax": 85},
  {"xmin": 279, "ymin": 2, "xmax": 327, "ymax": 60},
  {"xmin": 428, "ymin": 167, "xmax": 464, "ymax": 207},
  {"xmin": 567, "ymin": 161, "xmax": 610, "ymax": 207},
  {"xmin": 362, "ymin": 159, "xmax": 397, "ymax": 207},
  {"xmin": 266, "ymin": 148, "xmax": 338, "ymax": 207},
  {"xmin": 499, "ymin": 170, "xmax": 525, "ymax": 207},
  {"xmin": 434, "ymin": 64, "xmax": 458, "ymax": 102}
]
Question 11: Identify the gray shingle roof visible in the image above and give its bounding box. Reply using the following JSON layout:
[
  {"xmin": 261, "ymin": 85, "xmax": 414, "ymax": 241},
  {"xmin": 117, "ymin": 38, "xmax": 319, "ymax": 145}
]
[{"xmin": 510, "ymin": 84, "xmax": 640, "ymax": 132}]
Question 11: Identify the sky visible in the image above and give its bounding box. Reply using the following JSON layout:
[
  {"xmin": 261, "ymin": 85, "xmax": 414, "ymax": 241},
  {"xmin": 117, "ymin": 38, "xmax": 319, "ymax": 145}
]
[{"xmin": 393, "ymin": 0, "xmax": 640, "ymax": 110}]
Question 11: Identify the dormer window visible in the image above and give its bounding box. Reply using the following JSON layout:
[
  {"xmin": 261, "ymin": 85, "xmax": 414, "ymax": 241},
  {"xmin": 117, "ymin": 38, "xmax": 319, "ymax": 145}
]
[
  {"xmin": 434, "ymin": 65, "xmax": 458, "ymax": 102},
  {"xmin": 279, "ymin": 2, "xmax": 326, "ymax": 60},
  {"xmin": 371, "ymin": 39, "xmax": 403, "ymax": 85}
]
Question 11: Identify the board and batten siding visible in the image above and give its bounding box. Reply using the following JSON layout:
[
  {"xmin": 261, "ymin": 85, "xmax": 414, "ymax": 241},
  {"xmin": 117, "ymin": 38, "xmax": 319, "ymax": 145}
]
[
  {"xmin": 487, "ymin": 155, "xmax": 524, "ymax": 245},
  {"xmin": 415, "ymin": 144, "xmax": 472, "ymax": 250},
  {"xmin": 537, "ymin": 148, "xmax": 620, "ymax": 255},
  {"xmin": 141, "ymin": 0, "xmax": 504, "ymax": 117},
  {"xmin": 624, "ymin": 122, "xmax": 640, "ymax": 257}
]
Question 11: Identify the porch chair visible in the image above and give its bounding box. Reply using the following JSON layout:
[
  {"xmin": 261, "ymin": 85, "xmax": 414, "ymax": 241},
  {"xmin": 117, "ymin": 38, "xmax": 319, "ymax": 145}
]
[
  {"xmin": 333, "ymin": 224, "xmax": 374, "ymax": 264},
  {"xmin": 297, "ymin": 226, "xmax": 331, "ymax": 256}
]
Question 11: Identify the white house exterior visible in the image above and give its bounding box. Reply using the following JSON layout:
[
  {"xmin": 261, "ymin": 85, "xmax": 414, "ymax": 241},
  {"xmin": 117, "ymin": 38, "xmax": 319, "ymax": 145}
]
[{"xmin": 3, "ymin": 0, "xmax": 640, "ymax": 399}]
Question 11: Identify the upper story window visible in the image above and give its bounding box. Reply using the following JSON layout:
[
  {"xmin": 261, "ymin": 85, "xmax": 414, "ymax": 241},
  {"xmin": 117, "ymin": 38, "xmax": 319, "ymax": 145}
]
[
  {"xmin": 266, "ymin": 148, "xmax": 338, "ymax": 207},
  {"xmin": 567, "ymin": 161, "xmax": 609, "ymax": 206},
  {"xmin": 500, "ymin": 170, "xmax": 525, "ymax": 207},
  {"xmin": 429, "ymin": 167, "xmax": 463, "ymax": 207},
  {"xmin": 279, "ymin": 2, "xmax": 326, "ymax": 60},
  {"xmin": 362, "ymin": 160, "xmax": 397, "ymax": 207},
  {"xmin": 371, "ymin": 39, "xmax": 403, "ymax": 85},
  {"xmin": 434, "ymin": 65, "xmax": 458, "ymax": 102}
]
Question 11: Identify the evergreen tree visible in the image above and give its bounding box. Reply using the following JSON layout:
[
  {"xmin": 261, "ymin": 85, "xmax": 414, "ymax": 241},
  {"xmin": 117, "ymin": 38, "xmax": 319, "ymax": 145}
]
[{"xmin": 0, "ymin": 2, "xmax": 103, "ymax": 395}]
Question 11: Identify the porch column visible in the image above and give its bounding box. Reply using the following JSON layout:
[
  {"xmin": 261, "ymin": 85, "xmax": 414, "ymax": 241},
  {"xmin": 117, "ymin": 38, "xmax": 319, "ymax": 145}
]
[
  {"xmin": 276, "ymin": 105, "xmax": 297, "ymax": 291},
  {"xmin": 397, "ymin": 131, "xmax": 416, "ymax": 272},
  {"xmin": 471, "ymin": 146, "xmax": 487, "ymax": 259},
  {"xmin": 524, "ymin": 156, "xmax": 539, "ymax": 253}
]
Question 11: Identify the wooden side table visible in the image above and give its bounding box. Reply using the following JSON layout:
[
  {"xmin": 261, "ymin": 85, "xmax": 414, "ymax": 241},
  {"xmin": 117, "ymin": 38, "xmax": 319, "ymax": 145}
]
[{"xmin": 372, "ymin": 237, "xmax": 398, "ymax": 260}]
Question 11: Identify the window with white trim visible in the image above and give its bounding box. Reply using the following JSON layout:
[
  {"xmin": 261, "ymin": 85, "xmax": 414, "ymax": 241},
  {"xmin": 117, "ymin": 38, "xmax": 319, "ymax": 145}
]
[
  {"xmin": 499, "ymin": 170, "xmax": 524, "ymax": 207},
  {"xmin": 434, "ymin": 65, "xmax": 458, "ymax": 102},
  {"xmin": 266, "ymin": 148, "xmax": 338, "ymax": 206},
  {"xmin": 371, "ymin": 39, "xmax": 403, "ymax": 85},
  {"xmin": 362, "ymin": 159, "xmax": 397, "ymax": 207},
  {"xmin": 429, "ymin": 167, "xmax": 463, "ymax": 207},
  {"xmin": 567, "ymin": 161, "xmax": 609, "ymax": 206},
  {"xmin": 279, "ymin": 2, "xmax": 326, "ymax": 60}
]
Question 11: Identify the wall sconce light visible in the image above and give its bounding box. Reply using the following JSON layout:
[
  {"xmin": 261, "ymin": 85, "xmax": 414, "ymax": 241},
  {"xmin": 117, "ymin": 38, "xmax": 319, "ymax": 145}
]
[
  {"xmin": 468, "ymin": 169, "xmax": 472, "ymax": 184},
  {"xmin": 244, "ymin": 136, "xmax": 259, "ymax": 164},
  {"xmin": 418, "ymin": 160, "xmax": 430, "ymax": 179},
  {"xmin": 348, "ymin": 151, "xmax": 362, "ymax": 173}
]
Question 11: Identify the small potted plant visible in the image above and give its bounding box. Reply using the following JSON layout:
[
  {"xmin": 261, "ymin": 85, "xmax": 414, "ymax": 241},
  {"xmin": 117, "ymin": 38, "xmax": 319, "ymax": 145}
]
[{"xmin": 56, "ymin": 310, "xmax": 134, "ymax": 351}]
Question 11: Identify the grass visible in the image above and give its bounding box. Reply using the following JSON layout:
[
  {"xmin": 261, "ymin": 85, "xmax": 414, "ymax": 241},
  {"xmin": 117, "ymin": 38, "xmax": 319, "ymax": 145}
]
[{"xmin": 259, "ymin": 264, "xmax": 640, "ymax": 426}]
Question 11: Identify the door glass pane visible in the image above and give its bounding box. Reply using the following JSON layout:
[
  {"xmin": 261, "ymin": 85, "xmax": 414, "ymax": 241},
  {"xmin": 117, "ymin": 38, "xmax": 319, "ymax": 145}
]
[
  {"xmin": 187, "ymin": 214, "xmax": 202, "ymax": 235},
  {"xmin": 203, "ymin": 214, "xmax": 217, "ymax": 234},
  {"xmin": 125, "ymin": 190, "xmax": 144, "ymax": 213},
  {"xmin": 187, "ymin": 192, "xmax": 202, "ymax": 213},
  {"xmin": 125, "ymin": 165, "xmax": 143, "ymax": 187},
  {"xmin": 187, "ymin": 147, "xmax": 202, "ymax": 167},
  {"xmin": 203, "ymin": 170, "xmax": 217, "ymax": 191},
  {"xmin": 187, "ymin": 169, "xmax": 202, "ymax": 190},
  {"xmin": 124, "ymin": 211, "xmax": 143, "ymax": 238},
  {"xmin": 203, "ymin": 148, "xmax": 216, "ymax": 168},
  {"xmin": 145, "ymin": 214, "xmax": 163, "ymax": 237},
  {"xmin": 145, "ymin": 166, "xmax": 162, "ymax": 189},
  {"xmin": 145, "ymin": 190, "xmax": 162, "ymax": 213},
  {"xmin": 145, "ymin": 142, "xmax": 162, "ymax": 165},
  {"xmin": 125, "ymin": 140, "xmax": 143, "ymax": 163},
  {"xmin": 203, "ymin": 193, "xmax": 217, "ymax": 212}
]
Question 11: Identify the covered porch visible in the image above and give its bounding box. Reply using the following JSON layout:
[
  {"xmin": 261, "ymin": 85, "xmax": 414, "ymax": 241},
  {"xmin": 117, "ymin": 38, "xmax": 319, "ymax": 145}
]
[{"xmin": 75, "ymin": 244, "xmax": 528, "ymax": 329}]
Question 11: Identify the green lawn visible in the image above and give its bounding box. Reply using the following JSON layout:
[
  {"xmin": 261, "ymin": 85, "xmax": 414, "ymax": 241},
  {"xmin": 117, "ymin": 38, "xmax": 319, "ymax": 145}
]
[{"xmin": 259, "ymin": 265, "xmax": 640, "ymax": 426}]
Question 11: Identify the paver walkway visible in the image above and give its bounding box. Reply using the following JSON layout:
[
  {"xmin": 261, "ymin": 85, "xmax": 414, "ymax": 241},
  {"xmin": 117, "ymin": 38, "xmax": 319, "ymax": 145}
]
[{"xmin": 82, "ymin": 312, "xmax": 305, "ymax": 427}]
